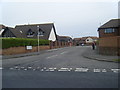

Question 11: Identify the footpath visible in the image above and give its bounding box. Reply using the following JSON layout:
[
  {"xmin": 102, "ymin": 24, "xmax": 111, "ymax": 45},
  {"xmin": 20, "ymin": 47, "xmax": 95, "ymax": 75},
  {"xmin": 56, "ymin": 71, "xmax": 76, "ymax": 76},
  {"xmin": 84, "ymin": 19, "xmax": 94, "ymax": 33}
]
[
  {"xmin": 82, "ymin": 47, "xmax": 119, "ymax": 63},
  {"xmin": 2, "ymin": 48, "xmax": 58, "ymax": 60}
]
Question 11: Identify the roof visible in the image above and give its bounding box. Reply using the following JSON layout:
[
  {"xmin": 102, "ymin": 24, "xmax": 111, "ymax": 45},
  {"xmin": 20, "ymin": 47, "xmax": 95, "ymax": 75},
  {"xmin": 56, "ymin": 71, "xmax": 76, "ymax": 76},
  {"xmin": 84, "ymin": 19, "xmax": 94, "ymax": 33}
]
[
  {"xmin": 90, "ymin": 37, "xmax": 98, "ymax": 39},
  {"xmin": 81, "ymin": 37, "xmax": 88, "ymax": 40},
  {"xmin": 11, "ymin": 23, "xmax": 57, "ymax": 40},
  {"xmin": 98, "ymin": 19, "xmax": 120, "ymax": 29},
  {"xmin": 73, "ymin": 38, "xmax": 82, "ymax": 41},
  {"xmin": 0, "ymin": 24, "xmax": 6, "ymax": 30},
  {"xmin": 0, "ymin": 29, "xmax": 4, "ymax": 35},
  {"xmin": 57, "ymin": 35, "xmax": 72, "ymax": 42},
  {"xmin": 74, "ymin": 36, "xmax": 98, "ymax": 41}
]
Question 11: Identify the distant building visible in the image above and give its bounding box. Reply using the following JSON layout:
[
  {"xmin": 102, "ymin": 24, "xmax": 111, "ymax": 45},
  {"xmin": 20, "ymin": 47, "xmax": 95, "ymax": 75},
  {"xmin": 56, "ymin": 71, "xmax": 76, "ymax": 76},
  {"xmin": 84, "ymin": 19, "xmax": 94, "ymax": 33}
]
[
  {"xmin": 98, "ymin": 19, "xmax": 120, "ymax": 56},
  {"xmin": 0, "ymin": 23, "xmax": 58, "ymax": 41},
  {"xmin": 73, "ymin": 38, "xmax": 82, "ymax": 46},
  {"xmin": 57, "ymin": 35, "xmax": 73, "ymax": 46},
  {"xmin": 57, "ymin": 35, "xmax": 72, "ymax": 42},
  {"xmin": 73, "ymin": 36, "xmax": 98, "ymax": 46}
]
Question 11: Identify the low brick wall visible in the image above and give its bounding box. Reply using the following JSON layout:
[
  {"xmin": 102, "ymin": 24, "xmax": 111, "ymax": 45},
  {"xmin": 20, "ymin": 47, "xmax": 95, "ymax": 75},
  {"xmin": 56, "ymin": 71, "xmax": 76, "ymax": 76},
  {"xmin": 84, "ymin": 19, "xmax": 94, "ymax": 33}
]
[
  {"xmin": 0, "ymin": 49, "xmax": 2, "ymax": 55},
  {"xmin": 2, "ymin": 46, "xmax": 50, "ymax": 55},
  {"xmin": 1, "ymin": 41, "xmax": 74, "ymax": 55}
]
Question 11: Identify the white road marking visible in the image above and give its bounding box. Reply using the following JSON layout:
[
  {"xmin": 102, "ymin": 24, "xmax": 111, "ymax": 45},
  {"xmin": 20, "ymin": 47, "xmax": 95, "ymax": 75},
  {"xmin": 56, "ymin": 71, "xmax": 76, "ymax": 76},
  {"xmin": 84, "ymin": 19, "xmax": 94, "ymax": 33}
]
[
  {"xmin": 111, "ymin": 69, "xmax": 120, "ymax": 73},
  {"xmin": 101, "ymin": 69, "xmax": 107, "ymax": 72},
  {"xmin": 75, "ymin": 68, "xmax": 89, "ymax": 72},
  {"xmin": 46, "ymin": 55, "xmax": 58, "ymax": 59},
  {"xmin": 48, "ymin": 68, "xmax": 57, "ymax": 70},
  {"xmin": 58, "ymin": 69, "xmax": 69, "ymax": 72},
  {"xmin": 41, "ymin": 69, "xmax": 44, "ymax": 71},
  {"xmin": 8, "ymin": 66, "xmax": 120, "ymax": 73},
  {"xmin": 14, "ymin": 66, "xmax": 19, "ymax": 68},
  {"xmin": 28, "ymin": 67, "xmax": 32, "ymax": 69},
  {"xmin": 46, "ymin": 69, "xmax": 55, "ymax": 72},
  {"xmin": 9, "ymin": 68, "xmax": 14, "ymax": 70},
  {"xmin": 47, "ymin": 49, "xmax": 58, "ymax": 52},
  {"xmin": 60, "ymin": 51, "xmax": 68, "ymax": 55},
  {"xmin": 24, "ymin": 69, "xmax": 27, "ymax": 70},
  {"xmin": 0, "ymin": 67, "xmax": 3, "ymax": 70},
  {"xmin": 33, "ymin": 69, "xmax": 36, "ymax": 71},
  {"xmin": 60, "ymin": 68, "xmax": 69, "ymax": 69},
  {"xmin": 49, "ymin": 70, "xmax": 55, "ymax": 71},
  {"xmin": 58, "ymin": 68, "xmax": 71, "ymax": 72},
  {"xmin": 44, "ymin": 67, "xmax": 47, "ymax": 69},
  {"xmin": 93, "ymin": 69, "xmax": 101, "ymax": 72}
]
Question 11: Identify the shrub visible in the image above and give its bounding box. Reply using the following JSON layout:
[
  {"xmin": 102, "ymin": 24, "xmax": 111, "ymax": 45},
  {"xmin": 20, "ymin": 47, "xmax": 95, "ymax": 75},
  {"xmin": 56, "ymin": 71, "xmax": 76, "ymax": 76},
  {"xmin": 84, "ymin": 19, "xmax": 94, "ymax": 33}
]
[{"xmin": 1, "ymin": 38, "xmax": 49, "ymax": 49}]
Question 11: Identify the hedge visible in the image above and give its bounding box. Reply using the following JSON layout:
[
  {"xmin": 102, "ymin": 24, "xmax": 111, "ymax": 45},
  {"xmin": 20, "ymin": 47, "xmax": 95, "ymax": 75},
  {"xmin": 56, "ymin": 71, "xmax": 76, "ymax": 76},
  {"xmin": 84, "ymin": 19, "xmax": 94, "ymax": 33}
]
[{"xmin": 0, "ymin": 38, "xmax": 50, "ymax": 49}]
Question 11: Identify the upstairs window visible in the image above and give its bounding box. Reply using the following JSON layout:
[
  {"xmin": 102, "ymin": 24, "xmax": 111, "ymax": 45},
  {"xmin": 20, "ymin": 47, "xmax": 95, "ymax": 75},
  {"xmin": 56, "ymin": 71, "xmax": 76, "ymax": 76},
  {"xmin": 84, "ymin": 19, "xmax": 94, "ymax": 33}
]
[
  {"xmin": 38, "ymin": 29, "xmax": 44, "ymax": 36},
  {"xmin": 27, "ymin": 29, "xmax": 34, "ymax": 37},
  {"xmin": 87, "ymin": 39, "xmax": 89, "ymax": 41},
  {"xmin": 104, "ymin": 28, "xmax": 115, "ymax": 33}
]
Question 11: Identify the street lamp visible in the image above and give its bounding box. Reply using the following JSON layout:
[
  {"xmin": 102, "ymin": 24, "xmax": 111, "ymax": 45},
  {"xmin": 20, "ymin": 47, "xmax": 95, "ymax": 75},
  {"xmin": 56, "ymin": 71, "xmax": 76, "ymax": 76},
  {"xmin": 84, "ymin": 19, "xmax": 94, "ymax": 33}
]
[{"xmin": 37, "ymin": 25, "xmax": 39, "ymax": 52}]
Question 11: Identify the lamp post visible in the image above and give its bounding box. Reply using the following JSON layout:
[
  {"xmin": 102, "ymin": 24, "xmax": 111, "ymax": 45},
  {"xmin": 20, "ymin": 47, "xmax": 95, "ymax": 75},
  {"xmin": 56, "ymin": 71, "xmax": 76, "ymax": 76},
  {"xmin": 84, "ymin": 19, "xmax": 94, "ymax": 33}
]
[{"xmin": 37, "ymin": 25, "xmax": 39, "ymax": 52}]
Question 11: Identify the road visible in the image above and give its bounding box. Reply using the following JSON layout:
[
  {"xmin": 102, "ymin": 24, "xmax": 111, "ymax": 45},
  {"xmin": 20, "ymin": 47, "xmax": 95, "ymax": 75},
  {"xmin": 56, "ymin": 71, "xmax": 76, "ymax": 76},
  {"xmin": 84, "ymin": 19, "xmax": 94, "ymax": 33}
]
[{"xmin": 2, "ymin": 46, "xmax": 120, "ymax": 88}]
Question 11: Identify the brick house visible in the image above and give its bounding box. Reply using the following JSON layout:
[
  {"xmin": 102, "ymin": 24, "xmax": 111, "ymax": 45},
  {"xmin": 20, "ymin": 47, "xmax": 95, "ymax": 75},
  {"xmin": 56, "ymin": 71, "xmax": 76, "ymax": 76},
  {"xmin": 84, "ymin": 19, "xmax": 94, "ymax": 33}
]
[
  {"xmin": 56, "ymin": 35, "xmax": 73, "ymax": 46},
  {"xmin": 57, "ymin": 35, "xmax": 72, "ymax": 42},
  {"xmin": 73, "ymin": 38, "xmax": 82, "ymax": 46},
  {"xmin": 98, "ymin": 19, "xmax": 120, "ymax": 56}
]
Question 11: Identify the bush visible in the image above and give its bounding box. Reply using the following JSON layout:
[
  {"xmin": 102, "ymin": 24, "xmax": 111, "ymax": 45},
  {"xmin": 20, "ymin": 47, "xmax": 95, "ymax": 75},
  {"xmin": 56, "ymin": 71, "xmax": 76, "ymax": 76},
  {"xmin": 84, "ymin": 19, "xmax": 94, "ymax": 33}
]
[{"xmin": 1, "ymin": 38, "xmax": 49, "ymax": 49}]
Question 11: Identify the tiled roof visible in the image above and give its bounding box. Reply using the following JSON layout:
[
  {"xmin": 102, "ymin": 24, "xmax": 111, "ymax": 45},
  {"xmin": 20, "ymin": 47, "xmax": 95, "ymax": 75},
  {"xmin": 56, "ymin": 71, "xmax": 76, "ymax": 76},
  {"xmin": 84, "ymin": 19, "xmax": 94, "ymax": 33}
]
[
  {"xmin": 98, "ymin": 19, "xmax": 120, "ymax": 29},
  {"xmin": 57, "ymin": 35, "xmax": 72, "ymax": 41},
  {"xmin": 10, "ymin": 23, "xmax": 57, "ymax": 40}
]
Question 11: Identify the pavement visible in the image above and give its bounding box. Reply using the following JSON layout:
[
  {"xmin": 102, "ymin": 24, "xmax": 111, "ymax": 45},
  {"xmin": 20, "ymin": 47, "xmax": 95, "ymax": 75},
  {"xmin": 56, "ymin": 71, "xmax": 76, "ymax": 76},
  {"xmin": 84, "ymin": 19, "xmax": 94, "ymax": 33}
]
[
  {"xmin": 82, "ymin": 46, "xmax": 119, "ymax": 63},
  {"xmin": 2, "ymin": 48, "xmax": 60, "ymax": 59}
]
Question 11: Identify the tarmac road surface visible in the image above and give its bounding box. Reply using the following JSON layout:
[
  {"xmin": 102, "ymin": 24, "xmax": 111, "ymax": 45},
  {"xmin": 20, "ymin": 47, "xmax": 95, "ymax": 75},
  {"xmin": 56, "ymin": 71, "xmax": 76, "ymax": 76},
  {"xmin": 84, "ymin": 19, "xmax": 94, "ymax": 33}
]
[{"xmin": 2, "ymin": 46, "xmax": 120, "ymax": 88}]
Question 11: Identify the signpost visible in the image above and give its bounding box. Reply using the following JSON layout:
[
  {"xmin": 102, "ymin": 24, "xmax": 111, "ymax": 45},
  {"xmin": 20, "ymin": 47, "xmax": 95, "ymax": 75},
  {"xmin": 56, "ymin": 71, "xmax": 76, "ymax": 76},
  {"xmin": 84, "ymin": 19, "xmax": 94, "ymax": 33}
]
[{"xmin": 37, "ymin": 25, "xmax": 40, "ymax": 52}]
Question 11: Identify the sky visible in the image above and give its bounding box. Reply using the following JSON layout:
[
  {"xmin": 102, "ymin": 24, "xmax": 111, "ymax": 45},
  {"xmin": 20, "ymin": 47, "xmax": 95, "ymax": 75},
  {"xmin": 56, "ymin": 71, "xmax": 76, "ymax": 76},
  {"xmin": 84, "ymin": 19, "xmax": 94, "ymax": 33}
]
[{"xmin": 0, "ymin": 0, "xmax": 119, "ymax": 38}]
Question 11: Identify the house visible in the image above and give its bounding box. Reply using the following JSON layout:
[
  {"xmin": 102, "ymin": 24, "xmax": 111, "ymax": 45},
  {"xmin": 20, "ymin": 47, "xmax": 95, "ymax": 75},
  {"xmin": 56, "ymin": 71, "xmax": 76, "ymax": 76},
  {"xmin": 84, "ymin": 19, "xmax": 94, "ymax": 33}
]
[
  {"xmin": 0, "ymin": 24, "xmax": 6, "ymax": 30},
  {"xmin": 0, "ymin": 25, "xmax": 16, "ymax": 38},
  {"xmin": 85, "ymin": 36, "xmax": 98, "ymax": 44},
  {"xmin": 73, "ymin": 38, "xmax": 82, "ymax": 46},
  {"xmin": 57, "ymin": 35, "xmax": 72, "ymax": 42},
  {"xmin": 98, "ymin": 19, "xmax": 120, "ymax": 56},
  {"xmin": 55, "ymin": 35, "xmax": 73, "ymax": 46},
  {"xmin": 0, "ymin": 23, "xmax": 58, "ymax": 41},
  {"xmin": 73, "ymin": 36, "xmax": 98, "ymax": 46}
]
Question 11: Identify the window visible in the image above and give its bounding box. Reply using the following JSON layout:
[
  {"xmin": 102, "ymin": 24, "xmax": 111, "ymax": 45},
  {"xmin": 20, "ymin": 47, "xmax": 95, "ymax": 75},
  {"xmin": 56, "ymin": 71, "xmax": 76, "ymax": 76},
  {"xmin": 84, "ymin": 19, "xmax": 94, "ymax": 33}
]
[
  {"xmin": 38, "ymin": 29, "xmax": 44, "ymax": 36},
  {"xmin": 104, "ymin": 28, "xmax": 115, "ymax": 33},
  {"xmin": 87, "ymin": 39, "xmax": 89, "ymax": 41},
  {"xmin": 27, "ymin": 29, "xmax": 34, "ymax": 37},
  {"xmin": 20, "ymin": 30, "xmax": 23, "ymax": 33}
]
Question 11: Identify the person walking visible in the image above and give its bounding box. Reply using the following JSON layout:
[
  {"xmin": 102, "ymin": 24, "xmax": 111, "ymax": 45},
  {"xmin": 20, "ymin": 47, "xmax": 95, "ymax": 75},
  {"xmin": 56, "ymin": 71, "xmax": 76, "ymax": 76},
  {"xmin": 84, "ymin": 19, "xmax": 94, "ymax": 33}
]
[{"xmin": 92, "ymin": 42, "xmax": 95, "ymax": 50}]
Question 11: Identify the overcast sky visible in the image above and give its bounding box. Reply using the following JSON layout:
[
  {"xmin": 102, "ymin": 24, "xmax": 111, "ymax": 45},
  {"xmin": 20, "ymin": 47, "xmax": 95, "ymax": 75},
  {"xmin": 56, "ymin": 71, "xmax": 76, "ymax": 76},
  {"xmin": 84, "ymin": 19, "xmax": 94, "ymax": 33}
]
[{"xmin": 0, "ymin": 0, "xmax": 119, "ymax": 38}]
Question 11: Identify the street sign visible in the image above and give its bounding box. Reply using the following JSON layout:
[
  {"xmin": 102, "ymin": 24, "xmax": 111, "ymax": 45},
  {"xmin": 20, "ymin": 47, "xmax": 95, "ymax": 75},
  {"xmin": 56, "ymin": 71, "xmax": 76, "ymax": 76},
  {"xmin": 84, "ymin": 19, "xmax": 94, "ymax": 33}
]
[{"xmin": 26, "ymin": 46, "xmax": 32, "ymax": 50}]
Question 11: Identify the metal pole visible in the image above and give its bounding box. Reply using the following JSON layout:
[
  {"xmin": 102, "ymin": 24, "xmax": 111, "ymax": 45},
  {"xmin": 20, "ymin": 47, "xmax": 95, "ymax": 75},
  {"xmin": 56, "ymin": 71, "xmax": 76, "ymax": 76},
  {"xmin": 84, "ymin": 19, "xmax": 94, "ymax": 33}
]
[{"xmin": 37, "ymin": 25, "xmax": 39, "ymax": 52}]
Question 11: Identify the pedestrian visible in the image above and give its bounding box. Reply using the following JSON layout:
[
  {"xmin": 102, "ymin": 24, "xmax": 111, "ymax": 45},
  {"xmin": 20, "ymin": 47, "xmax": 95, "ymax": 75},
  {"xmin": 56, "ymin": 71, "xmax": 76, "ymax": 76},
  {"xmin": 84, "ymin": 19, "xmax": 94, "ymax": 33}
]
[{"xmin": 92, "ymin": 42, "xmax": 95, "ymax": 50}]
